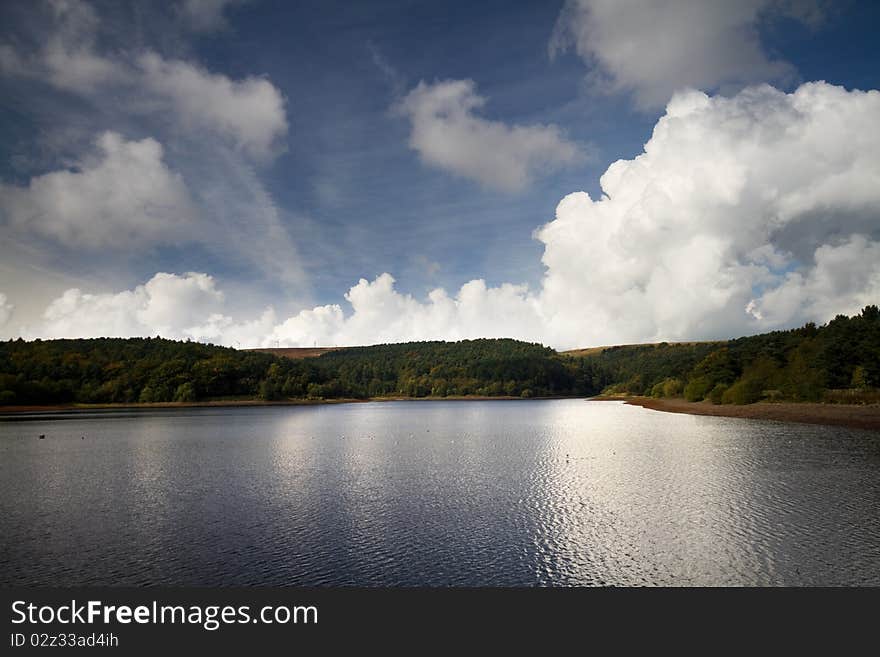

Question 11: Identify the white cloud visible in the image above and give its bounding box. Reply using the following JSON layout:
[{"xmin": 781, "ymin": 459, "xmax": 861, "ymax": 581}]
[
  {"xmin": 184, "ymin": 308, "xmax": 278, "ymax": 348},
  {"xmin": 14, "ymin": 271, "xmax": 543, "ymax": 347},
  {"xmin": 267, "ymin": 274, "xmax": 545, "ymax": 347},
  {"xmin": 746, "ymin": 236, "xmax": 880, "ymax": 326},
  {"xmin": 0, "ymin": 2, "xmax": 300, "ymax": 293},
  {"xmin": 24, "ymin": 272, "xmax": 227, "ymax": 340},
  {"xmin": 178, "ymin": 0, "xmax": 248, "ymax": 33},
  {"xmin": 0, "ymin": 132, "xmax": 306, "ymax": 293},
  {"xmin": 397, "ymin": 79, "xmax": 583, "ymax": 192},
  {"xmin": 10, "ymin": 82, "xmax": 880, "ymax": 349},
  {"xmin": 550, "ymin": 0, "xmax": 821, "ymax": 109},
  {"xmin": 0, "ymin": 132, "xmax": 198, "ymax": 248},
  {"xmin": 14, "ymin": 271, "xmax": 281, "ymax": 347},
  {"xmin": 137, "ymin": 53, "xmax": 287, "ymax": 161},
  {"xmin": 257, "ymin": 82, "xmax": 880, "ymax": 349},
  {"xmin": 533, "ymin": 82, "xmax": 880, "ymax": 345}
]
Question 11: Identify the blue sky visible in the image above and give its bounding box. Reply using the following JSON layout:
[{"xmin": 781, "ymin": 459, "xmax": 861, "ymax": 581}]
[{"xmin": 1, "ymin": 1, "xmax": 879, "ymax": 348}]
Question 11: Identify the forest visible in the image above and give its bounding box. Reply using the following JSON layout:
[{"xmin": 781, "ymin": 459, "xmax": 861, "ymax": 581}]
[
  {"xmin": 0, "ymin": 337, "xmax": 582, "ymax": 405},
  {"xmin": 579, "ymin": 305, "xmax": 880, "ymax": 404},
  {"xmin": 0, "ymin": 306, "xmax": 877, "ymax": 406}
]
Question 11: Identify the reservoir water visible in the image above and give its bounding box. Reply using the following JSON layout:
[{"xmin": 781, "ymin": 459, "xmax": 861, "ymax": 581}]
[{"xmin": 1, "ymin": 399, "xmax": 878, "ymax": 586}]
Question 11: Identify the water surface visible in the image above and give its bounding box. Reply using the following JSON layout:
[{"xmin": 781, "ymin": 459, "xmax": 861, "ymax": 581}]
[{"xmin": 1, "ymin": 399, "xmax": 878, "ymax": 586}]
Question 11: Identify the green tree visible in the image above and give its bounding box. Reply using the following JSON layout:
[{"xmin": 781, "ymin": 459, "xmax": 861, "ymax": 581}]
[
  {"xmin": 684, "ymin": 377, "xmax": 712, "ymax": 402},
  {"xmin": 174, "ymin": 382, "xmax": 197, "ymax": 402},
  {"xmin": 708, "ymin": 383, "xmax": 728, "ymax": 404},
  {"xmin": 851, "ymin": 366, "xmax": 868, "ymax": 390}
]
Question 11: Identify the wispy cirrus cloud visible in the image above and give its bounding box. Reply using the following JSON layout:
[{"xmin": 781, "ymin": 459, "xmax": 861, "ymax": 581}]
[
  {"xmin": 0, "ymin": 0, "xmax": 287, "ymax": 160},
  {"xmin": 177, "ymin": 0, "xmax": 249, "ymax": 33},
  {"xmin": 0, "ymin": 0, "xmax": 304, "ymax": 307},
  {"xmin": 0, "ymin": 0, "xmax": 124, "ymax": 93}
]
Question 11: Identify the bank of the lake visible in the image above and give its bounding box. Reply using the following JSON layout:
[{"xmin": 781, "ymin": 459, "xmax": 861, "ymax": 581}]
[
  {"xmin": 5, "ymin": 395, "xmax": 880, "ymax": 432},
  {"xmin": 596, "ymin": 396, "xmax": 880, "ymax": 432},
  {"xmin": 0, "ymin": 395, "xmax": 576, "ymax": 416}
]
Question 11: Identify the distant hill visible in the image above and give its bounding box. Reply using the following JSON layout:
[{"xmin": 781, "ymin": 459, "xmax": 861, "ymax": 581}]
[
  {"xmin": 248, "ymin": 347, "xmax": 341, "ymax": 359},
  {"xmin": 563, "ymin": 340, "xmax": 721, "ymax": 358}
]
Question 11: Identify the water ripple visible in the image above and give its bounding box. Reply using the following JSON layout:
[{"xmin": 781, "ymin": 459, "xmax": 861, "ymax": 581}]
[{"xmin": 1, "ymin": 400, "xmax": 879, "ymax": 586}]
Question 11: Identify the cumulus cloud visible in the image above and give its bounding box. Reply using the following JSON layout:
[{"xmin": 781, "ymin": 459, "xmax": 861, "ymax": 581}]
[
  {"xmin": 534, "ymin": 82, "xmax": 880, "ymax": 345},
  {"xmin": 23, "ymin": 272, "xmax": 226, "ymax": 340},
  {"xmin": 0, "ymin": 132, "xmax": 305, "ymax": 286},
  {"xmin": 397, "ymin": 79, "xmax": 583, "ymax": 192},
  {"xmin": 550, "ymin": 0, "xmax": 822, "ymax": 109},
  {"xmin": 13, "ymin": 271, "xmax": 543, "ymax": 347},
  {"xmin": 178, "ymin": 0, "xmax": 248, "ymax": 33},
  {"xmin": 746, "ymin": 236, "xmax": 880, "ymax": 326},
  {"xmin": 9, "ymin": 82, "xmax": 880, "ymax": 349},
  {"xmin": 0, "ymin": 1, "xmax": 301, "ymax": 296},
  {"xmin": 185, "ymin": 308, "xmax": 278, "ymax": 348},
  {"xmin": 14, "ymin": 270, "xmax": 280, "ymax": 347},
  {"xmin": 0, "ymin": 132, "xmax": 198, "ymax": 248},
  {"xmin": 136, "ymin": 53, "xmax": 287, "ymax": 161},
  {"xmin": 267, "ymin": 274, "xmax": 545, "ymax": 347}
]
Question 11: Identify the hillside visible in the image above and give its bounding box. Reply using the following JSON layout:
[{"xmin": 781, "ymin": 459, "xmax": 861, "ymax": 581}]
[
  {"xmin": 563, "ymin": 340, "xmax": 720, "ymax": 358},
  {"xmin": 0, "ymin": 337, "xmax": 583, "ymax": 406},
  {"xmin": 248, "ymin": 347, "xmax": 341, "ymax": 359},
  {"xmin": 573, "ymin": 305, "xmax": 880, "ymax": 405}
]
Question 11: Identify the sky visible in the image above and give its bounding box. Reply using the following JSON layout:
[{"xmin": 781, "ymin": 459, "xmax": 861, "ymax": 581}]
[{"xmin": 0, "ymin": 0, "xmax": 878, "ymax": 349}]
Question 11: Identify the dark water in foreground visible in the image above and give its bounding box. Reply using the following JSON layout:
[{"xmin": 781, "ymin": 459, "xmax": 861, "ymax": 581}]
[{"xmin": 1, "ymin": 399, "xmax": 879, "ymax": 586}]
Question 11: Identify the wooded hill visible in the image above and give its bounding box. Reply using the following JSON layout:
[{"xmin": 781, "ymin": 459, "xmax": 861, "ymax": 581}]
[
  {"xmin": 576, "ymin": 305, "xmax": 880, "ymax": 404},
  {"xmin": 0, "ymin": 337, "xmax": 580, "ymax": 405},
  {"xmin": 0, "ymin": 306, "xmax": 877, "ymax": 406}
]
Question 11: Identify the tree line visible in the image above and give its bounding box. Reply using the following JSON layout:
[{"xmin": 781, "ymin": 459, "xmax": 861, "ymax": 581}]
[
  {"xmin": 577, "ymin": 305, "xmax": 880, "ymax": 404},
  {"xmin": 0, "ymin": 306, "xmax": 876, "ymax": 406},
  {"xmin": 0, "ymin": 337, "xmax": 583, "ymax": 405}
]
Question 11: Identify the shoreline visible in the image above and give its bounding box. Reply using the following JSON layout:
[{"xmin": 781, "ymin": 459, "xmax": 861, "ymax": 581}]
[
  {"xmin": 0, "ymin": 395, "xmax": 570, "ymax": 416},
  {"xmin": 594, "ymin": 396, "xmax": 880, "ymax": 432},
  {"xmin": 4, "ymin": 395, "xmax": 879, "ymax": 432}
]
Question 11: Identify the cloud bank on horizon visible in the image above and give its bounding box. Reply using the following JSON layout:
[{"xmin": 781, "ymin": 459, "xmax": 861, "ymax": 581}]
[{"xmin": 0, "ymin": 1, "xmax": 878, "ymax": 350}]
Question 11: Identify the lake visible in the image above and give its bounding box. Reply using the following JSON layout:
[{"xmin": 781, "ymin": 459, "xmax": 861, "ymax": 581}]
[{"xmin": 1, "ymin": 399, "xmax": 878, "ymax": 586}]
